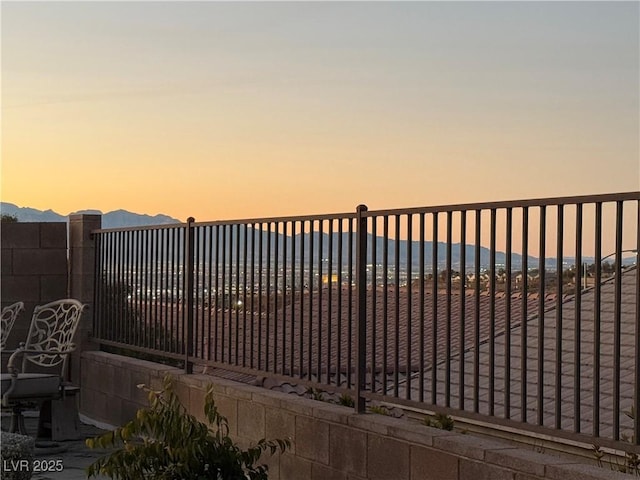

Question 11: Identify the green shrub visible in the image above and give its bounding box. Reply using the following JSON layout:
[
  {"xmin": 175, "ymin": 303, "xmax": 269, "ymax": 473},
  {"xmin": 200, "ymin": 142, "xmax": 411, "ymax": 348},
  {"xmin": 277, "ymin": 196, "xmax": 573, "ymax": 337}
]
[
  {"xmin": 86, "ymin": 375, "xmax": 289, "ymax": 479},
  {"xmin": 337, "ymin": 393, "xmax": 355, "ymax": 407},
  {"xmin": 424, "ymin": 413, "xmax": 455, "ymax": 431},
  {"xmin": 305, "ymin": 387, "xmax": 324, "ymax": 401}
]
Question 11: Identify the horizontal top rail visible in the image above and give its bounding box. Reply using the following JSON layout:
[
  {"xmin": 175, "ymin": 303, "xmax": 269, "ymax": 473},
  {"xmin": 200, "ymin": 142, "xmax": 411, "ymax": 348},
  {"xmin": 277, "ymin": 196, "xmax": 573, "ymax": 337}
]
[
  {"xmin": 91, "ymin": 212, "xmax": 357, "ymax": 234},
  {"xmin": 365, "ymin": 191, "xmax": 640, "ymax": 217},
  {"xmin": 91, "ymin": 222, "xmax": 188, "ymax": 234},
  {"xmin": 90, "ymin": 191, "xmax": 639, "ymax": 234},
  {"xmin": 192, "ymin": 211, "xmax": 357, "ymax": 227}
]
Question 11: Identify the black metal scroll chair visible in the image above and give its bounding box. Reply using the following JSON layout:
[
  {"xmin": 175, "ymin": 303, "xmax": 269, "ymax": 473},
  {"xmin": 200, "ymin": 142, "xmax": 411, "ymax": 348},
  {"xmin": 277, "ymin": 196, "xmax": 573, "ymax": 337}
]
[
  {"xmin": 1, "ymin": 299, "xmax": 85, "ymax": 436},
  {"xmin": 1, "ymin": 301, "xmax": 24, "ymax": 351}
]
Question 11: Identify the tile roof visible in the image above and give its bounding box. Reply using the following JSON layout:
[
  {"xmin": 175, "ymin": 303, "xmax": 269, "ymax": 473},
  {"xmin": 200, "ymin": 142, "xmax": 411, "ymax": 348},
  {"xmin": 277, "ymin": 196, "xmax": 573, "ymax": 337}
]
[
  {"xmin": 201, "ymin": 266, "xmax": 638, "ymax": 443},
  {"xmin": 203, "ymin": 285, "xmax": 557, "ymax": 380},
  {"xmin": 402, "ymin": 266, "xmax": 638, "ymax": 440}
]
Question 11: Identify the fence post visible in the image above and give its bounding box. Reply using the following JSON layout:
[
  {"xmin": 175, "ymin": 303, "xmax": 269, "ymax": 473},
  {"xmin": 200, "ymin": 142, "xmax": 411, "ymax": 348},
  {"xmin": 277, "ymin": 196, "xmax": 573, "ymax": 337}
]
[
  {"xmin": 184, "ymin": 217, "xmax": 195, "ymax": 374},
  {"xmin": 355, "ymin": 204, "xmax": 368, "ymax": 413}
]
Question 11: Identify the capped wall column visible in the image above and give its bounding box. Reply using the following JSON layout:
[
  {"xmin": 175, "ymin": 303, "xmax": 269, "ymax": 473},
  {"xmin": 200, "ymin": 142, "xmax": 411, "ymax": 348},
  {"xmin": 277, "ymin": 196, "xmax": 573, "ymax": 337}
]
[{"xmin": 68, "ymin": 214, "xmax": 101, "ymax": 385}]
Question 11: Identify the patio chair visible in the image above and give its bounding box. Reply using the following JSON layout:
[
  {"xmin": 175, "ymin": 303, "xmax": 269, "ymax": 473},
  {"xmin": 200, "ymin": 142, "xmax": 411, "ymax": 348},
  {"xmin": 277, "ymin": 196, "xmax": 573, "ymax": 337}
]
[
  {"xmin": 1, "ymin": 299, "xmax": 85, "ymax": 436},
  {"xmin": 1, "ymin": 301, "xmax": 24, "ymax": 350}
]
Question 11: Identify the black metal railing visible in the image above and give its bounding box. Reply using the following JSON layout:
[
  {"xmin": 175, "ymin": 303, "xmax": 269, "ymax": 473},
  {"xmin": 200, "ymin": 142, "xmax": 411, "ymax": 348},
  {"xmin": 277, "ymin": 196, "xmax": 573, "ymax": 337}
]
[{"xmin": 92, "ymin": 192, "xmax": 640, "ymax": 452}]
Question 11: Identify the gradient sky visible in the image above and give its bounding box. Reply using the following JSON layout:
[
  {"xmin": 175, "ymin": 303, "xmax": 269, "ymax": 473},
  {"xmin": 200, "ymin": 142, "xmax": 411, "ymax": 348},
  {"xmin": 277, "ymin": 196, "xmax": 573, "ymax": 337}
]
[{"xmin": 1, "ymin": 1, "xmax": 639, "ymax": 223}]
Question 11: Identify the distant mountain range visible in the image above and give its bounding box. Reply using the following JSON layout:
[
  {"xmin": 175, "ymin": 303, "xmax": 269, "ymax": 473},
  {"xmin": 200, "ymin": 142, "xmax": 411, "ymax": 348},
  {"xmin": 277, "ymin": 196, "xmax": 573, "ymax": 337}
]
[
  {"xmin": 0, "ymin": 202, "xmax": 180, "ymax": 229},
  {"xmin": 3, "ymin": 202, "xmax": 634, "ymax": 271}
]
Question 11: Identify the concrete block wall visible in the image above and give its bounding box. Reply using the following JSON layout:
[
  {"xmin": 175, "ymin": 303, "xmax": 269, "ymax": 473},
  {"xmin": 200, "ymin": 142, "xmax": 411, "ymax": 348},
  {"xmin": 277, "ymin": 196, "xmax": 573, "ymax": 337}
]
[
  {"xmin": 1, "ymin": 222, "xmax": 68, "ymax": 349},
  {"xmin": 80, "ymin": 351, "xmax": 630, "ymax": 480}
]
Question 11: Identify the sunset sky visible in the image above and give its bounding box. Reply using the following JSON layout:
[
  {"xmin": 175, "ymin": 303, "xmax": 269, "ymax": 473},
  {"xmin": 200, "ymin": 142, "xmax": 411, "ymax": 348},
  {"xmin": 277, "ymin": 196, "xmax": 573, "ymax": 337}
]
[{"xmin": 1, "ymin": 1, "xmax": 638, "ymax": 223}]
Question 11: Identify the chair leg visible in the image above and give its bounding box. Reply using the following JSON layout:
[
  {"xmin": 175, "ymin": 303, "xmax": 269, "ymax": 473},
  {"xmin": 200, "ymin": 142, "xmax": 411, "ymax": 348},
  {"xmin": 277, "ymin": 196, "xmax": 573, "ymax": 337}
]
[
  {"xmin": 37, "ymin": 400, "xmax": 52, "ymax": 439},
  {"xmin": 9, "ymin": 405, "xmax": 28, "ymax": 435}
]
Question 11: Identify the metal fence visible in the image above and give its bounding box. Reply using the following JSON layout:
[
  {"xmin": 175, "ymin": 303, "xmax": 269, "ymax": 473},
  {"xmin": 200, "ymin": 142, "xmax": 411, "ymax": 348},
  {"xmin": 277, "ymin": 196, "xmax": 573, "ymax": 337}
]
[{"xmin": 92, "ymin": 192, "xmax": 640, "ymax": 452}]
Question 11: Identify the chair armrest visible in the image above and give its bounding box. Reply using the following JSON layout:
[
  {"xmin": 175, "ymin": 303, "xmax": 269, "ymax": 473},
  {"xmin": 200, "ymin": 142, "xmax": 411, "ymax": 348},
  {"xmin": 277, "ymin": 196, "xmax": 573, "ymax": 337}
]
[
  {"xmin": 7, "ymin": 344, "xmax": 26, "ymax": 376},
  {"xmin": 6, "ymin": 344, "xmax": 77, "ymax": 376},
  {"xmin": 2, "ymin": 375, "xmax": 17, "ymax": 406}
]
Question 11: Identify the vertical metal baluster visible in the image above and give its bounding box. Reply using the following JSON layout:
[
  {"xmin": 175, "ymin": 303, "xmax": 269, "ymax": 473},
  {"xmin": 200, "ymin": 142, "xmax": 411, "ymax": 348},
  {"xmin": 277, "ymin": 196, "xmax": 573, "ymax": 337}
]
[
  {"xmin": 132, "ymin": 231, "xmax": 137, "ymax": 347},
  {"xmin": 537, "ymin": 206, "xmax": 546, "ymax": 426},
  {"xmin": 394, "ymin": 215, "xmax": 401, "ymax": 398},
  {"xmin": 634, "ymin": 199, "xmax": 640, "ymax": 446},
  {"xmin": 184, "ymin": 219, "xmax": 195, "ymax": 374},
  {"xmin": 521, "ymin": 208, "xmax": 529, "ymax": 423},
  {"xmin": 230, "ymin": 224, "xmax": 237, "ymax": 364},
  {"xmin": 318, "ymin": 220, "xmax": 324, "ymax": 381},
  {"xmin": 107, "ymin": 232, "xmax": 114, "ymax": 343},
  {"xmin": 214, "ymin": 225, "xmax": 221, "ymax": 362},
  {"xmin": 355, "ymin": 205, "xmax": 368, "ymax": 413},
  {"xmin": 419, "ymin": 213, "xmax": 425, "ymax": 403},
  {"xmin": 505, "ymin": 208, "xmax": 513, "ymax": 419},
  {"xmin": 110, "ymin": 232, "xmax": 117, "ymax": 343},
  {"xmin": 459, "ymin": 211, "xmax": 467, "ymax": 410},
  {"xmin": 445, "ymin": 212, "xmax": 452, "ymax": 407},
  {"xmin": 337, "ymin": 219, "xmax": 343, "ymax": 387},
  {"xmin": 593, "ymin": 203, "xmax": 602, "ymax": 437},
  {"xmin": 308, "ymin": 221, "xmax": 314, "ymax": 381},
  {"xmin": 281, "ymin": 222, "xmax": 287, "ymax": 374},
  {"xmin": 299, "ymin": 221, "xmax": 305, "ymax": 379},
  {"xmin": 128, "ymin": 230, "xmax": 133, "ymax": 345},
  {"xmin": 489, "ymin": 209, "xmax": 496, "ymax": 416},
  {"xmin": 168, "ymin": 229, "xmax": 175, "ymax": 353},
  {"xmin": 236, "ymin": 224, "xmax": 242, "ymax": 365},
  {"xmin": 174, "ymin": 227, "xmax": 179, "ymax": 353},
  {"xmin": 406, "ymin": 214, "xmax": 413, "ymax": 400},
  {"xmin": 383, "ymin": 216, "xmax": 389, "ymax": 396},
  {"xmin": 371, "ymin": 216, "xmax": 377, "ymax": 393},
  {"xmin": 250, "ymin": 224, "xmax": 256, "ymax": 369},
  {"xmin": 164, "ymin": 229, "xmax": 170, "ymax": 350},
  {"xmin": 266, "ymin": 223, "xmax": 272, "ymax": 372},
  {"xmin": 574, "ymin": 204, "xmax": 583, "ymax": 433},
  {"xmin": 160, "ymin": 229, "xmax": 166, "ymax": 352},
  {"xmin": 328, "ymin": 219, "xmax": 333, "ymax": 385},
  {"xmin": 155, "ymin": 229, "xmax": 161, "ymax": 352},
  {"xmin": 142, "ymin": 230, "xmax": 147, "ymax": 347},
  {"xmin": 148, "ymin": 229, "xmax": 155, "ymax": 347},
  {"xmin": 474, "ymin": 211, "xmax": 481, "ymax": 413},
  {"xmin": 112, "ymin": 231, "xmax": 119, "ymax": 344},
  {"xmin": 241, "ymin": 224, "xmax": 247, "ymax": 367},
  {"xmin": 195, "ymin": 227, "xmax": 200, "ymax": 359},
  {"xmin": 555, "ymin": 206, "xmax": 564, "ymax": 429},
  {"xmin": 613, "ymin": 201, "xmax": 623, "ymax": 441},
  {"xmin": 258, "ymin": 223, "xmax": 264, "ymax": 370},
  {"xmin": 207, "ymin": 226, "xmax": 214, "ymax": 362},
  {"xmin": 347, "ymin": 218, "xmax": 354, "ymax": 389},
  {"xmin": 118, "ymin": 231, "xmax": 125, "ymax": 345},
  {"xmin": 180, "ymin": 229, "xmax": 185, "ymax": 355},
  {"xmin": 221, "ymin": 225, "xmax": 228, "ymax": 364},
  {"xmin": 163, "ymin": 229, "xmax": 168, "ymax": 352},
  {"xmin": 432, "ymin": 213, "xmax": 439, "ymax": 405},
  {"xmin": 145, "ymin": 229, "xmax": 152, "ymax": 349}
]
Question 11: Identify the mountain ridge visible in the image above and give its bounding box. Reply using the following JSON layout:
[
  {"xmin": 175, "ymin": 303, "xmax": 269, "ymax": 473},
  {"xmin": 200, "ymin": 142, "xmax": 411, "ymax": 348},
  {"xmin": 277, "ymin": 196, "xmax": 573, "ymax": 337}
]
[{"xmin": 0, "ymin": 202, "xmax": 181, "ymax": 228}]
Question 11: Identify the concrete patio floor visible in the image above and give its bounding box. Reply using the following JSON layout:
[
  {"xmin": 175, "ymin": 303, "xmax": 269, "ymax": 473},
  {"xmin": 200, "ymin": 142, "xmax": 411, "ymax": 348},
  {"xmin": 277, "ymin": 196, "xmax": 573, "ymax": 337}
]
[{"xmin": 1, "ymin": 411, "xmax": 110, "ymax": 480}]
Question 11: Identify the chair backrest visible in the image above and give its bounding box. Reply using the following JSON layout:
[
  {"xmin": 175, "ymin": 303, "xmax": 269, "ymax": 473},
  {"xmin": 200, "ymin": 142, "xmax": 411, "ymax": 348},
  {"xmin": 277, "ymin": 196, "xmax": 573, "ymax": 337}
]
[
  {"xmin": 21, "ymin": 299, "xmax": 85, "ymax": 374},
  {"xmin": 1, "ymin": 302, "xmax": 24, "ymax": 350}
]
